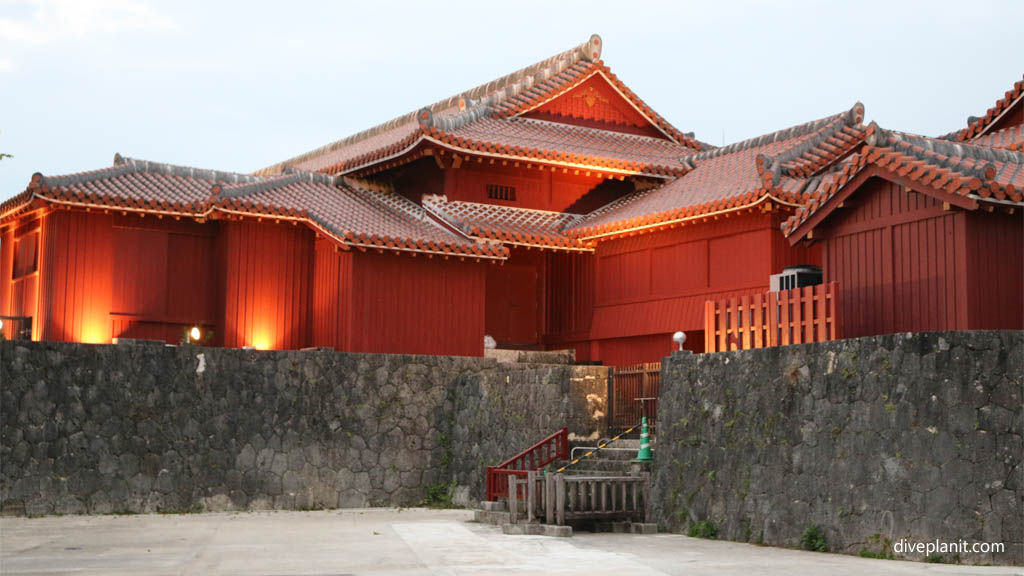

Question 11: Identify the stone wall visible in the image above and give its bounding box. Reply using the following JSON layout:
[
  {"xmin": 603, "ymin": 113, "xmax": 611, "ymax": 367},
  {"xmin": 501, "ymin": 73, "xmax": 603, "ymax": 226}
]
[
  {"xmin": 650, "ymin": 331, "xmax": 1023, "ymax": 565},
  {"xmin": 0, "ymin": 340, "xmax": 607, "ymax": 516}
]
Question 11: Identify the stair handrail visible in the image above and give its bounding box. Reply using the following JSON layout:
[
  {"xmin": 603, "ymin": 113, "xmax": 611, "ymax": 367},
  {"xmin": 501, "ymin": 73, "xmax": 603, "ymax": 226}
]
[
  {"xmin": 485, "ymin": 427, "xmax": 568, "ymax": 501},
  {"xmin": 556, "ymin": 422, "xmax": 641, "ymax": 473}
]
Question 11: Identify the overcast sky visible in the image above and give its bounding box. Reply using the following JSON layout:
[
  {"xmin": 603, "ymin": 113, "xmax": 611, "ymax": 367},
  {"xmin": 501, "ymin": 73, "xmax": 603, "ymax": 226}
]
[{"xmin": 1, "ymin": 0, "xmax": 1021, "ymax": 196}]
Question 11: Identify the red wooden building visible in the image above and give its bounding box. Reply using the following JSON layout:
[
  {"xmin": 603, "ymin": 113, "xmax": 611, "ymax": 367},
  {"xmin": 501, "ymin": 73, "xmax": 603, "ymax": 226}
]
[
  {"xmin": 2, "ymin": 35, "xmax": 1021, "ymax": 362},
  {"xmin": 782, "ymin": 78, "xmax": 1024, "ymax": 336}
]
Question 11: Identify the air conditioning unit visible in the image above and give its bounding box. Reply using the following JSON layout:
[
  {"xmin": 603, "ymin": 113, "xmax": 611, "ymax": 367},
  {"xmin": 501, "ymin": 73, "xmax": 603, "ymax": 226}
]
[{"xmin": 770, "ymin": 265, "xmax": 822, "ymax": 292}]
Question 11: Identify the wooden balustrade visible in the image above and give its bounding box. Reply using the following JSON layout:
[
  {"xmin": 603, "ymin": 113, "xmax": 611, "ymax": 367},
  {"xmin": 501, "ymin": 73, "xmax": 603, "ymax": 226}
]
[
  {"xmin": 704, "ymin": 282, "xmax": 841, "ymax": 353},
  {"xmin": 507, "ymin": 472, "xmax": 648, "ymax": 526}
]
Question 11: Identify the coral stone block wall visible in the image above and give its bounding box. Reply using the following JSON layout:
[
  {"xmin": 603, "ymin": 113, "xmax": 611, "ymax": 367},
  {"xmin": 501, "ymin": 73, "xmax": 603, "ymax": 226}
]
[
  {"xmin": 651, "ymin": 331, "xmax": 1023, "ymax": 565},
  {"xmin": 0, "ymin": 341, "xmax": 607, "ymax": 515}
]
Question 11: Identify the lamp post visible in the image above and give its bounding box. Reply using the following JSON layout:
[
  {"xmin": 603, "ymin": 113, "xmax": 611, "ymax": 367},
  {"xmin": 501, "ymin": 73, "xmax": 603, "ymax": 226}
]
[{"xmin": 672, "ymin": 331, "xmax": 686, "ymax": 351}]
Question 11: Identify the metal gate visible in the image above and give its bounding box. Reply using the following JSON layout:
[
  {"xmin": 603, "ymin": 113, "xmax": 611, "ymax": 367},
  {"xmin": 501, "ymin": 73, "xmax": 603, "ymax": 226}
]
[{"xmin": 608, "ymin": 362, "xmax": 660, "ymax": 437}]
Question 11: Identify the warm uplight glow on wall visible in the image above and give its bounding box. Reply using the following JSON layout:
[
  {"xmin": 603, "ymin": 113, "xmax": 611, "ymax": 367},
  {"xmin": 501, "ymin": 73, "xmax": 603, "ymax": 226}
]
[
  {"xmin": 81, "ymin": 322, "xmax": 108, "ymax": 344},
  {"xmin": 251, "ymin": 332, "xmax": 271, "ymax": 350}
]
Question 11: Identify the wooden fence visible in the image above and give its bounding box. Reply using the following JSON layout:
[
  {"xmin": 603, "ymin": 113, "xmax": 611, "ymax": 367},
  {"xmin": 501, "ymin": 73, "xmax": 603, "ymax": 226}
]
[
  {"xmin": 508, "ymin": 472, "xmax": 648, "ymax": 526},
  {"xmin": 609, "ymin": 363, "xmax": 660, "ymax": 437},
  {"xmin": 704, "ymin": 282, "xmax": 841, "ymax": 353}
]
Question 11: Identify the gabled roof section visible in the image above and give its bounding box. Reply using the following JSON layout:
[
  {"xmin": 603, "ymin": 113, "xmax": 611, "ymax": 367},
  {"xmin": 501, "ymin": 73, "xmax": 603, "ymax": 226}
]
[
  {"xmin": 422, "ymin": 195, "xmax": 590, "ymax": 252},
  {"xmin": 567, "ymin": 103, "xmax": 866, "ymax": 240},
  {"xmin": 783, "ymin": 123, "xmax": 1024, "ymax": 242},
  {"xmin": 953, "ymin": 74, "xmax": 1024, "ymax": 142},
  {"xmin": 256, "ymin": 34, "xmax": 704, "ymax": 179},
  {"xmin": 1, "ymin": 155, "xmax": 506, "ymax": 260}
]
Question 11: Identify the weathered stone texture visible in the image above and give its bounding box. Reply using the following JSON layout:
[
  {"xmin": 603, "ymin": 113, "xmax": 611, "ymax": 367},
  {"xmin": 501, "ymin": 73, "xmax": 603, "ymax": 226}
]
[
  {"xmin": 650, "ymin": 331, "xmax": 1023, "ymax": 565},
  {"xmin": 0, "ymin": 341, "xmax": 607, "ymax": 516}
]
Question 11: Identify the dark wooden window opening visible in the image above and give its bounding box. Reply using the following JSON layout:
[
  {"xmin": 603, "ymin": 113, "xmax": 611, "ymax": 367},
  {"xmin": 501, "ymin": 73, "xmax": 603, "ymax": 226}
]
[{"xmin": 487, "ymin": 184, "xmax": 517, "ymax": 202}]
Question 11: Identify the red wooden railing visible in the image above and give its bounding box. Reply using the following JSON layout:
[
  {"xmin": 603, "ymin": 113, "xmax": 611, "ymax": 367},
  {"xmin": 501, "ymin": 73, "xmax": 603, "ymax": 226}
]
[
  {"xmin": 485, "ymin": 427, "xmax": 568, "ymax": 502},
  {"xmin": 704, "ymin": 282, "xmax": 841, "ymax": 353}
]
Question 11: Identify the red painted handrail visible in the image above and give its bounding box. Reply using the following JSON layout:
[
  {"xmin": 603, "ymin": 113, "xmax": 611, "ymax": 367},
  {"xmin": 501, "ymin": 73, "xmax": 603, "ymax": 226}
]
[{"xmin": 485, "ymin": 427, "xmax": 568, "ymax": 502}]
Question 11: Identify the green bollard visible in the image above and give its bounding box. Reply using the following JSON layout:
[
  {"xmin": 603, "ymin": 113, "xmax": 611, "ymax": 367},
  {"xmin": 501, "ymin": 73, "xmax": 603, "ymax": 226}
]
[{"xmin": 635, "ymin": 416, "xmax": 653, "ymax": 461}]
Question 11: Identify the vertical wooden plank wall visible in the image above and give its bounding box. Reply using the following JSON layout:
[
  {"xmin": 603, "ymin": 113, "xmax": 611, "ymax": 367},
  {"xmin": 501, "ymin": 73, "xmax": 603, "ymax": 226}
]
[
  {"xmin": 312, "ymin": 237, "xmax": 353, "ymax": 350},
  {"xmin": 349, "ymin": 252, "xmax": 486, "ymax": 356},
  {"xmin": 821, "ymin": 178, "xmax": 968, "ymax": 338},
  {"xmin": 221, "ymin": 220, "xmax": 313, "ymax": 350},
  {"xmin": 0, "ymin": 226, "xmax": 12, "ymax": 318},
  {"xmin": 544, "ymin": 250, "xmax": 594, "ymax": 340},
  {"xmin": 39, "ymin": 210, "xmax": 114, "ymax": 343},
  {"xmin": 965, "ymin": 210, "xmax": 1024, "ymax": 329}
]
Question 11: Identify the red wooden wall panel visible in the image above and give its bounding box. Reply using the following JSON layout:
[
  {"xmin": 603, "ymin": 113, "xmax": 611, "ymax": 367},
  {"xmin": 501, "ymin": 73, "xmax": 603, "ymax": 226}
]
[
  {"xmin": 544, "ymin": 250, "xmax": 594, "ymax": 338},
  {"xmin": 522, "ymin": 74, "xmax": 669, "ymax": 139},
  {"xmin": 112, "ymin": 227, "xmax": 168, "ymax": 317},
  {"xmin": 965, "ymin": 210, "xmax": 1023, "ymax": 329},
  {"xmin": 221, "ymin": 220, "xmax": 313, "ymax": 350},
  {"xmin": 708, "ymin": 229, "xmax": 772, "ymax": 288},
  {"xmin": 312, "ymin": 237, "xmax": 353, "ymax": 350},
  {"xmin": 444, "ymin": 163, "xmax": 609, "ymax": 213},
  {"xmin": 820, "ymin": 177, "xmax": 970, "ymax": 338},
  {"xmin": 349, "ymin": 252, "xmax": 485, "ymax": 356},
  {"xmin": 108, "ymin": 218, "xmax": 218, "ymax": 343},
  {"xmin": 39, "ymin": 210, "xmax": 113, "ymax": 343},
  {"xmin": 0, "ymin": 227, "xmax": 13, "ymax": 318}
]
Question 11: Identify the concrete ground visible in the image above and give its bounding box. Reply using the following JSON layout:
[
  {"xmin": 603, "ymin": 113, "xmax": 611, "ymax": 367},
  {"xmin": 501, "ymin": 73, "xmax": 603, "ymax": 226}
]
[{"xmin": 0, "ymin": 509, "xmax": 1020, "ymax": 576}]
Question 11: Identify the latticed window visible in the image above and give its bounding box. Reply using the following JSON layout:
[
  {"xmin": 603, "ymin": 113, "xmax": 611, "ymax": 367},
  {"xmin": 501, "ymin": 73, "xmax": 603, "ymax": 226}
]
[{"xmin": 487, "ymin": 184, "xmax": 516, "ymax": 202}]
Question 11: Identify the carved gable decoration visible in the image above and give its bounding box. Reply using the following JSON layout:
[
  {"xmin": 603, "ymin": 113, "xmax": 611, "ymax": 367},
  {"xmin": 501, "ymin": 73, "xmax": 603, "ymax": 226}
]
[{"xmin": 521, "ymin": 74, "xmax": 671, "ymax": 140}]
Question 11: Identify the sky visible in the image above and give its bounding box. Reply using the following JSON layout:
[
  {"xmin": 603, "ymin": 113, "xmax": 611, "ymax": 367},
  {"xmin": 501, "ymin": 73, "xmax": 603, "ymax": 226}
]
[{"xmin": 1, "ymin": 0, "xmax": 1021, "ymax": 196}]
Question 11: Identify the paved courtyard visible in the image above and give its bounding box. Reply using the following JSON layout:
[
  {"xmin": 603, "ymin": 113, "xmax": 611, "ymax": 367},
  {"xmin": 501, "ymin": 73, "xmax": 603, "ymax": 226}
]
[{"xmin": 0, "ymin": 509, "xmax": 1020, "ymax": 575}]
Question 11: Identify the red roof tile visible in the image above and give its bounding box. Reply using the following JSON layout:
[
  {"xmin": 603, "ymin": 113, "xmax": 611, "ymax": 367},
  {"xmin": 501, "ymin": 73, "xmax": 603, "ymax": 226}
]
[
  {"xmin": 3, "ymin": 156, "xmax": 505, "ymax": 260},
  {"xmin": 782, "ymin": 124, "xmax": 1024, "ymax": 240},
  {"xmin": 969, "ymin": 124, "xmax": 1024, "ymax": 151},
  {"xmin": 568, "ymin": 104, "xmax": 866, "ymax": 240},
  {"xmin": 431, "ymin": 117, "xmax": 690, "ymax": 176},
  {"xmin": 422, "ymin": 195, "xmax": 589, "ymax": 251},
  {"xmin": 215, "ymin": 175, "xmax": 505, "ymax": 259},
  {"xmin": 955, "ymin": 75, "xmax": 1024, "ymax": 142},
  {"xmin": 256, "ymin": 35, "xmax": 703, "ymax": 179}
]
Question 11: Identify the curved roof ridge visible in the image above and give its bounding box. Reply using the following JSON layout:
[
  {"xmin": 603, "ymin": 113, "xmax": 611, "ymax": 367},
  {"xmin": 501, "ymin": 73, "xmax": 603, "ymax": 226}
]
[
  {"xmin": 956, "ymin": 74, "xmax": 1024, "ymax": 141},
  {"xmin": 685, "ymin": 103, "xmax": 862, "ymax": 162},
  {"xmin": 869, "ymin": 122, "xmax": 1024, "ymax": 165},
  {"xmin": 37, "ymin": 153, "xmax": 266, "ymax": 189},
  {"xmin": 257, "ymin": 35, "xmax": 602, "ymax": 176}
]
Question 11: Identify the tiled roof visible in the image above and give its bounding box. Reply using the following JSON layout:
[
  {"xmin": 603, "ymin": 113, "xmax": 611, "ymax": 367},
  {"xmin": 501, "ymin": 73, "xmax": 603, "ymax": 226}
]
[
  {"xmin": 215, "ymin": 175, "xmax": 505, "ymax": 259},
  {"xmin": 422, "ymin": 195, "xmax": 589, "ymax": 251},
  {"xmin": 954, "ymin": 75, "xmax": 1024, "ymax": 142},
  {"xmin": 567, "ymin": 104, "xmax": 866, "ymax": 240},
  {"xmin": 256, "ymin": 35, "xmax": 703, "ymax": 179},
  {"xmin": 6, "ymin": 155, "xmax": 250, "ymax": 217},
  {"xmin": 2, "ymin": 155, "xmax": 506, "ymax": 260},
  {"xmin": 782, "ymin": 123, "xmax": 1024, "ymax": 239},
  {"xmin": 425, "ymin": 117, "xmax": 690, "ymax": 177},
  {"xmin": 969, "ymin": 124, "xmax": 1024, "ymax": 151}
]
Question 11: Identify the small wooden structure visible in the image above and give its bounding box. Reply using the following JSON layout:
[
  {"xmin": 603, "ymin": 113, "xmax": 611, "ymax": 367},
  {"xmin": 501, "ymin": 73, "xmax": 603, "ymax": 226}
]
[{"xmin": 508, "ymin": 472, "xmax": 649, "ymax": 526}]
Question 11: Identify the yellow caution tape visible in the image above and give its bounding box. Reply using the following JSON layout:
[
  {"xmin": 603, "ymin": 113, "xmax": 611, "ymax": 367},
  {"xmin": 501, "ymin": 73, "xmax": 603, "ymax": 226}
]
[{"xmin": 554, "ymin": 423, "xmax": 639, "ymax": 473}]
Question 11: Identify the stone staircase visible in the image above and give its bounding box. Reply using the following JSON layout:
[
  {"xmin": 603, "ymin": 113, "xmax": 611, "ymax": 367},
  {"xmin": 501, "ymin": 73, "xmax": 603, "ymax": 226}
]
[
  {"xmin": 556, "ymin": 439, "xmax": 642, "ymax": 476},
  {"xmin": 474, "ymin": 500, "xmax": 572, "ymax": 536}
]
